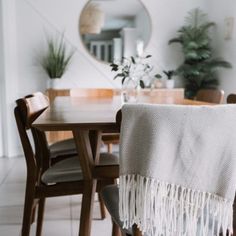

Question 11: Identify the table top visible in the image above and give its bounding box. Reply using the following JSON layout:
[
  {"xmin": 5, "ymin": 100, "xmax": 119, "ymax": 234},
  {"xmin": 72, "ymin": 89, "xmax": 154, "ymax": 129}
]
[{"xmin": 32, "ymin": 95, "xmax": 213, "ymax": 131}]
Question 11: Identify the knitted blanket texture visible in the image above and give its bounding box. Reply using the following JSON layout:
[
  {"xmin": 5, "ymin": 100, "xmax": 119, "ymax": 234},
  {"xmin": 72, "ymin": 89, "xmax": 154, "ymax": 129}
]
[{"xmin": 119, "ymin": 104, "xmax": 236, "ymax": 236}]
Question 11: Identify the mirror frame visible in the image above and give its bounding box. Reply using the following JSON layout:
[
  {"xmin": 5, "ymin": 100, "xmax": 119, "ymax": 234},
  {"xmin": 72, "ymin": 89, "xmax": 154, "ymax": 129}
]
[{"xmin": 78, "ymin": 0, "xmax": 152, "ymax": 64}]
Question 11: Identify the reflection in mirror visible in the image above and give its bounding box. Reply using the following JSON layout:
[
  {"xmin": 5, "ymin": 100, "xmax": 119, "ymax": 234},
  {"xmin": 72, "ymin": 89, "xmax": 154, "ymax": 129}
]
[{"xmin": 79, "ymin": 0, "xmax": 151, "ymax": 63}]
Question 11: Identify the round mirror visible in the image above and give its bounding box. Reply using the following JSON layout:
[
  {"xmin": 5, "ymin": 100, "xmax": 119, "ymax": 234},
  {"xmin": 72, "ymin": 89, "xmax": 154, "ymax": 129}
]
[{"xmin": 79, "ymin": 0, "xmax": 152, "ymax": 63}]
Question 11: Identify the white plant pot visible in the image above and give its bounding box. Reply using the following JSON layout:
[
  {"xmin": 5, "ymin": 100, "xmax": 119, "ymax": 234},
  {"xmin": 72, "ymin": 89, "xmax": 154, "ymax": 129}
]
[
  {"xmin": 165, "ymin": 79, "xmax": 175, "ymax": 89},
  {"xmin": 154, "ymin": 79, "xmax": 163, "ymax": 88},
  {"xmin": 47, "ymin": 78, "xmax": 61, "ymax": 89}
]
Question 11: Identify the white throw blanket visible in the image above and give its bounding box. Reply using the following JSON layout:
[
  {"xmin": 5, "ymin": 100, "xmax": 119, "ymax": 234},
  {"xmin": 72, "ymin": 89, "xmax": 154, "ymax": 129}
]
[{"xmin": 119, "ymin": 104, "xmax": 236, "ymax": 236}]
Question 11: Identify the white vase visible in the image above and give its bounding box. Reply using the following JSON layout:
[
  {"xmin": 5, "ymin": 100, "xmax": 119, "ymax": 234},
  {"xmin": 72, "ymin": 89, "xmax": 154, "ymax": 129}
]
[
  {"xmin": 165, "ymin": 79, "xmax": 175, "ymax": 89},
  {"xmin": 47, "ymin": 78, "xmax": 61, "ymax": 89}
]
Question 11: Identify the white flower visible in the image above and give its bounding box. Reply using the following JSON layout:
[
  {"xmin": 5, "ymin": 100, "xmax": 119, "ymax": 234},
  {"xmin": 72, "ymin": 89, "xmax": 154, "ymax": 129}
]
[{"xmin": 110, "ymin": 55, "xmax": 154, "ymax": 88}]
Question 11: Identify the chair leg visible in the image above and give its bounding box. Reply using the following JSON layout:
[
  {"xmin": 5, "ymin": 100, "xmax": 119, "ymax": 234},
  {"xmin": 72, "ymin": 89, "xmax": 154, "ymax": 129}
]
[
  {"xmin": 108, "ymin": 143, "xmax": 113, "ymax": 153},
  {"xmin": 21, "ymin": 182, "xmax": 36, "ymax": 236},
  {"xmin": 30, "ymin": 205, "xmax": 37, "ymax": 224},
  {"xmin": 36, "ymin": 198, "xmax": 46, "ymax": 236},
  {"xmin": 132, "ymin": 224, "xmax": 142, "ymax": 236},
  {"xmin": 79, "ymin": 180, "xmax": 97, "ymax": 236},
  {"xmin": 112, "ymin": 220, "xmax": 121, "ymax": 236},
  {"xmin": 98, "ymin": 193, "xmax": 106, "ymax": 219}
]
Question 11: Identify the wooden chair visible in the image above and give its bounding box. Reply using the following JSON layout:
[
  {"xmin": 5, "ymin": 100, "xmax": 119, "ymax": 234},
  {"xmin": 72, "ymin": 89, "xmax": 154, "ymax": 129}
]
[
  {"xmin": 100, "ymin": 110, "xmax": 141, "ymax": 236},
  {"xmin": 15, "ymin": 95, "xmax": 117, "ymax": 236},
  {"xmin": 29, "ymin": 91, "xmax": 111, "ymax": 220},
  {"xmin": 195, "ymin": 89, "xmax": 224, "ymax": 104},
  {"xmin": 227, "ymin": 94, "xmax": 236, "ymax": 104},
  {"xmin": 227, "ymin": 94, "xmax": 236, "ymax": 235},
  {"xmin": 101, "ymin": 110, "xmax": 236, "ymax": 236},
  {"xmin": 70, "ymin": 88, "xmax": 120, "ymax": 153},
  {"xmin": 25, "ymin": 92, "xmax": 77, "ymax": 163}
]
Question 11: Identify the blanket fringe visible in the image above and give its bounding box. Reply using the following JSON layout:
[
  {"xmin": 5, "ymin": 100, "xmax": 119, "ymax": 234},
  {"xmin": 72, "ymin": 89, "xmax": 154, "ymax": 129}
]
[{"xmin": 119, "ymin": 175, "xmax": 233, "ymax": 236}]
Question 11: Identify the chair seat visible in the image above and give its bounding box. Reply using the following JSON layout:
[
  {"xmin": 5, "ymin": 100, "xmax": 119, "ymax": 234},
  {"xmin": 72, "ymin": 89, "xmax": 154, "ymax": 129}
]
[
  {"xmin": 102, "ymin": 186, "xmax": 217, "ymax": 236},
  {"xmin": 102, "ymin": 133, "xmax": 120, "ymax": 143},
  {"xmin": 42, "ymin": 153, "xmax": 119, "ymax": 184},
  {"xmin": 41, "ymin": 157, "xmax": 82, "ymax": 184},
  {"xmin": 49, "ymin": 138, "xmax": 77, "ymax": 158},
  {"xmin": 101, "ymin": 185, "xmax": 132, "ymax": 235},
  {"xmin": 98, "ymin": 152, "xmax": 119, "ymax": 166},
  {"xmin": 49, "ymin": 138, "xmax": 119, "ymax": 159}
]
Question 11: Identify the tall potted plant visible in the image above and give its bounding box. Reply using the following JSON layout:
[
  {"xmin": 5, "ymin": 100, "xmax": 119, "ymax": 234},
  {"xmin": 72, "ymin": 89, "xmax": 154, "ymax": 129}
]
[
  {"xmin": 169, "ymin": 8, "xmax": 232, "ymax": 98},
  {"xmin": 41, "ymin": 35, "xmax": 74, "ymax": 89}
]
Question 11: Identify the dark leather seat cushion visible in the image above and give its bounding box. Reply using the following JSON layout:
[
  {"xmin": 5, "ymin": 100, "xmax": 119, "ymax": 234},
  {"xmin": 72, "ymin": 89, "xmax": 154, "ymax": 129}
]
[
  {"xmin": 101, "ymin": 186, "xmax": 217, "ymax": 236},
  {"xmin": 41, "ymin": 157, "xmax": 82, "ymax": 184},
  {"xmin": 49, "ymin": 138, "xmax": 76, "ymax": 158},
  {"xmin": 42, "ymin": 153, "xmax": 119, "ymax": 185},
  {"xmin": 101, "ymin": 185, "xmax": 132, "ymax": 235},
  {"xmin": 49, "ymin": 139, "xmax": 119, "ymax": 159},
  {"xmin": 98, "ymin": 153, "xmax": 119, "ymax": 166}
]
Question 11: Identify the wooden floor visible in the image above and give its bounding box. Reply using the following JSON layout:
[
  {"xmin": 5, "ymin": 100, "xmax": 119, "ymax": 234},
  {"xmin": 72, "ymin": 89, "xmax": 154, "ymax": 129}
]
[{"xmin": 0, "ymin": 157, "xmax": 112, "ymax": 236}]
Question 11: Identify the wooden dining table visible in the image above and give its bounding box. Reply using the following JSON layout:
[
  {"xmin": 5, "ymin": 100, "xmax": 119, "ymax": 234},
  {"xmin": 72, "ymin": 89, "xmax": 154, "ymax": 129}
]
[{"xmin": 32, "ymin": 95, "xmax": 212, "ymax": 236}]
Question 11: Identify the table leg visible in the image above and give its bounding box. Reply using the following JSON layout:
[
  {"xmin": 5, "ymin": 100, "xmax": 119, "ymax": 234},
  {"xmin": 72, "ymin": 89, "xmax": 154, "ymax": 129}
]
[
  {"xmin": 89, "ymin": 130, "xmax": 102, "ymax": 164},
  {"xmin": 79, "ymin": 179, "xmax": 97, "ymax": 236},
  {"xmin": 73, "ymin": 129, "xmax": 102, "ymax": 236},
  {"xmin": 132, "ymin": 224, "xmax": 142, "ymax": 236},
  {"xmin": 73, "ymin": 129, "xmax": 94, "ymax": 179},
  {"xmin": 89, "ymin": 131, "xmax": 107, "ymax": 219}
]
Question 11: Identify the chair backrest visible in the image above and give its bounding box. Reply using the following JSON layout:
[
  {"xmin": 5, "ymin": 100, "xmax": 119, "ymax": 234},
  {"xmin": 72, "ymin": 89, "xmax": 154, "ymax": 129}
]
[
  {"xmin": 70, "ymin": 88, "xmax": 114, "ymax": 98},
  {"xmin": 196, "ymin": 89, "xmax": 224, "ymax": 104},
  {"xmin": 116, "ymin": 104, "xmax": 236, "ymax": 235},
  {"xmin": 227, "ymin": 93, "xmax": 236, "ymax": 233},
  {"xmin": 15, "ymin": 93, "xmax": 50, "ymax": 178},
  {"xmin": 227, "ymin": 94, "xmax": 236, "ymax": 104}
]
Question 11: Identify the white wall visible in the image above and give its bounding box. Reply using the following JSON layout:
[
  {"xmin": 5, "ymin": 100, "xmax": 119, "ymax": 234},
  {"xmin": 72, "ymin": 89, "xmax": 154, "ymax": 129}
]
[
  {"xmin": 144, "ymin": 0, "xmax": 207, "ymax": 86},
  {"xmin": 15, "ymin": 0, "xmax": 208, "ymax": 91},
  {"xmin": 0, "ymin": 0, "xmax": 4, "ymax": 157},
  {"xmin": 1, "ymin": 0, "xmax": 20, "ymax": 157},
  {"xmin": 0, "ymin": 0, "xmax": 207, "ymax": 157},
  {"xmin": 16, "ymin": 0, "xmax": 118, "ymax": 94},
  {"xmin": 135, "ymin": 7, "xmax": 151, "ymax": 48},
  {"xmin": 206, "ymin": 0, "xmax": 236, "ymax": 100}
]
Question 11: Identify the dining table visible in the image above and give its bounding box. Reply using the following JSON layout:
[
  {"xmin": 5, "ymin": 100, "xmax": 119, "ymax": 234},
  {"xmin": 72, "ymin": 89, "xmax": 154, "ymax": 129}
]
[{"xmin": 32, "ymin": 94, "xmax": 213, "ymax": 236}]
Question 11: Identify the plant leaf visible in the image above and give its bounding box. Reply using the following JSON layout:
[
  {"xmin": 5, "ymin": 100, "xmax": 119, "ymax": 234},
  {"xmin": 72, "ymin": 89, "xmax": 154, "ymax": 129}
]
[
  {"xmin": 111, "ymin": 67, "xmax": 119, "ymax": 72},
  {"xmin": 139, "ymin": 80, "xmax": 145, "ymax": 88},
  {"xmin": 155, "ymin": 74, "xmax": 162, "ymax": 79},
  {"xmin": 169, "ymin": 38, "xmax": 183, "ymax": 45},
  {"xmin": 122, "ymin": 77, "xmax": 126, "ymax": 85},
  {"xmin": 131, "ymin": 56, "xmax": 136, "ymax": 64},
  {"xmin": 110, "ymin": 63, "xmax": 118, "ymax": 67},
  {"xmin": 114, "ymin": 73, "xmax": 125, "ymax": 80}
]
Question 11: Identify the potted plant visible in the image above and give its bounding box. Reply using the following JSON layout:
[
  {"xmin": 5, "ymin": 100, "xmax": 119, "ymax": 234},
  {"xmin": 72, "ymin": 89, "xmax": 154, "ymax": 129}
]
[
  {"xmin": 150, "ymin": 73, "xmax": 163, "ymax": 88},
  {"xmin": 169, "ymin": 8, "xmax": 232, "ymax": 98},
  {"xmin": 110, "ymin": 55, "xmax": 153, "ymax": 102},
  {"xmin": 40, "ymin": 35, "xmax": 74, "ymax": 89},
  {"xmin": 163, "ymin": 70, "xmax": 176, "ymax": 89}
]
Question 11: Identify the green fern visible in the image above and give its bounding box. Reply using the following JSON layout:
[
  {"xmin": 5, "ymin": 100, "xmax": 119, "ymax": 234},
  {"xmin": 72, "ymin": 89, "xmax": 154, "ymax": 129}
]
[{"xmin": 169, "ymin": 8, "xmax": 232, "ymax": 98}]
